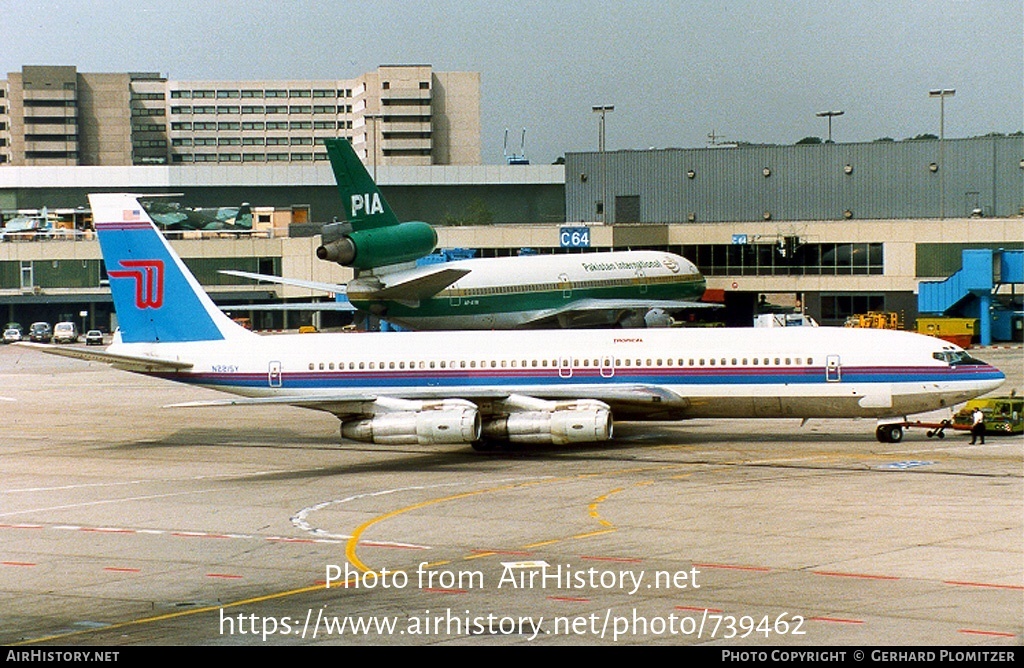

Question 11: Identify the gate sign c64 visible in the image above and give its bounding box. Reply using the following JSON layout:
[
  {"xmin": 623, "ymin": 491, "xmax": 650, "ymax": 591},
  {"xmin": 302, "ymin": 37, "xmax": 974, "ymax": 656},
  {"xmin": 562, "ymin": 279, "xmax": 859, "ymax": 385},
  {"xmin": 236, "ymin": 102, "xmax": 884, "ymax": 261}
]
[{"xmin": 560, "ymin": 227, "xmax": 591, "ymax": 248}]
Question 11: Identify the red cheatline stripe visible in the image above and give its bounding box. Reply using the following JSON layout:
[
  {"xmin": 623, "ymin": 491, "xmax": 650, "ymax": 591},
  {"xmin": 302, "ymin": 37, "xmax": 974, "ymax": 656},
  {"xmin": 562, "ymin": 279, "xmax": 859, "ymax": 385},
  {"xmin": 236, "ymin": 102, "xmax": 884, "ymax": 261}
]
[
  {"xmin": 693, "ymin": 562, "xmax": 771, "ymax": 572},
  {"xmin": 808, "ymin": 616, "xmax": 864, "ymax": 624},
  {"xmin": 2, "ymin": 561, "xmax": 36, "ymax": 567},
  {"xmin": 580, "ymin": 555, "xmax": 643, "ymax": 563},
  {"xmin": 958, "ymin": 629, "xmax": 1016, "ymax": 638},
  {"xmin": 944, "ymin": 580, "xmax": 1024, "ymax": 591},
  {"xmin": 811, "ymin": 570, "xmax": 899, "ymax": 581}
]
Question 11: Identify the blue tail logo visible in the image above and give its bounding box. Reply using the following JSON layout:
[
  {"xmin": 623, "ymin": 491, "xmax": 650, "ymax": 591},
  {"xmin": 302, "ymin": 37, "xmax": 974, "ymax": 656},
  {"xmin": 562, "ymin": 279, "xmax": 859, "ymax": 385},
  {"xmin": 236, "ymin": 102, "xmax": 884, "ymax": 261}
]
[
  {"xmin": 89, "ymin": 193, "xmax": 252, "ymax": 344},
  {"xmin": 107, "ymin": 259, "xmax": 165, "ymax": 309}
]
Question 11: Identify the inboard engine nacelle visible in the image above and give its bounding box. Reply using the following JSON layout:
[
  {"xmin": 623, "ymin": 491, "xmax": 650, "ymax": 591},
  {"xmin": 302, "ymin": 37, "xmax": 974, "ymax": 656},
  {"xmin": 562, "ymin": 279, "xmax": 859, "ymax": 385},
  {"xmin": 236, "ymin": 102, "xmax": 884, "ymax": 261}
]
[{"xmin": 482, "ymin": 399, "xmax": 614, "ymax": 444}]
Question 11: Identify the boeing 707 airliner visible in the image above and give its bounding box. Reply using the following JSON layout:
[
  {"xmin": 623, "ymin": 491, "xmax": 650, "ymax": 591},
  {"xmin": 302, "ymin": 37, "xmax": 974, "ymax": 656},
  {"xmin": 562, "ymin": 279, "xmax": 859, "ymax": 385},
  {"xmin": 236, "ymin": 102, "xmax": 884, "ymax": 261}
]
[{"xmin": 23, "ymin": 193, "xmax": 1005, "ymax": 448}]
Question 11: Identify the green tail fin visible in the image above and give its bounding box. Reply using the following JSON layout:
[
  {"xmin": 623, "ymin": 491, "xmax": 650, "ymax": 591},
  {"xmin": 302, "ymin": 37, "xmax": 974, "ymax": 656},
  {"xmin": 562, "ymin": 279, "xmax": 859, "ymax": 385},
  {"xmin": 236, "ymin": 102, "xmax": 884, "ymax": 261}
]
[{"xmin": 324, "ymin": 138, "xmax": 399, "ymax": 230}]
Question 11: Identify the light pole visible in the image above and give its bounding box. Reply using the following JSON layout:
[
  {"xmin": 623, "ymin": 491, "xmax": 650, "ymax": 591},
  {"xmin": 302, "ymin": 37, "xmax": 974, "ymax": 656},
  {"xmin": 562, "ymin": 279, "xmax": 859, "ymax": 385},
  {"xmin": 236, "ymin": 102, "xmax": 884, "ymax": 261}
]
[
  {"xmin": 815, "ymin": 110, "xmax": 844, "ymax": 143},
  {"xmin": 591, "ymin": 105, "xmax": 614, "ymax": 222},
  {"xmin": 592, "ymin": 105, "xmax": 614, "ymax": 152},
  {"xmin": 929, "ymin": 89, "xmax": 955, "ymax": 219}
]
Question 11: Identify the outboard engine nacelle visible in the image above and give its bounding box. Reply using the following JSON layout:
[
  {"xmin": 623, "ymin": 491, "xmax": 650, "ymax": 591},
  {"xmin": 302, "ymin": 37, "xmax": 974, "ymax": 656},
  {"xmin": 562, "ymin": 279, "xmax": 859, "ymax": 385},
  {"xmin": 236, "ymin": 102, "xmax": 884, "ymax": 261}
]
[{"xmin": 341, "ymin": 399, "xmax": 481, "ymax": 445}]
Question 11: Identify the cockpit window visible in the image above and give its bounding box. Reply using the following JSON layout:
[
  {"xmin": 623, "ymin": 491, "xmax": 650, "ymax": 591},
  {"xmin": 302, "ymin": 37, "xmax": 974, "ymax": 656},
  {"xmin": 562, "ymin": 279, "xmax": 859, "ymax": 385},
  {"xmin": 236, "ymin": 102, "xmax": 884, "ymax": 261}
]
[{"xmin": 932, "ymin": 351, "xmax": 987, "ymax": 365}]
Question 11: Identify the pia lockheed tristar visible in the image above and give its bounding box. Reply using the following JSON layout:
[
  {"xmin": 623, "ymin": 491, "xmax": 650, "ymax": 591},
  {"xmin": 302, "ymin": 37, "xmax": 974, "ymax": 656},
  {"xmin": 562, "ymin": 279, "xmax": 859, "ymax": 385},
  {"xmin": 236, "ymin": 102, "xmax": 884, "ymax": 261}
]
[
  {"xmin": 222, "ymin": 138, "xmax": 711, "ymax": 330},
  {"xmin": 23, "ymin": 193, "xmax": 1005, "ymax": 448}
]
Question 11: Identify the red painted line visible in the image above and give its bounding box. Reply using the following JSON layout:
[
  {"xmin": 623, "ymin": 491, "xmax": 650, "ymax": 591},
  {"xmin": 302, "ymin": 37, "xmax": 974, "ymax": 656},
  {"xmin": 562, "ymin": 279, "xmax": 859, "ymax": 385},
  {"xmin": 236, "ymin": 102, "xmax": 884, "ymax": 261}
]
[
  {"xmin": 103, "ymin": 567, "xmax": 141, "ymax": 573},
  {"xmin": 2, "ymin": 561, "xmax": 36, "ymax": 567},
  {"xmin": 811, "ymin": 570, "xmax": 899, "ymax": 581},
  {"xmin": 81, "ymin": 527, "xmax": 135, "ymax": 534},
  {"xmin": 580, "ymin": 555, "xmax": 643, "ymax": 563},
  {"xmin": 422, "ymin": 588, "xmax": 468, "ymax": 595},
  {"xmin": 469, "ymin": 549, "xmax": 533, "ymax": 556},
  {"xmin": 548, "ymin": 596, "xmax": 590, "ymax": 603},
  {"xmin": 944, "ymin": 580, "xmax": 1024, "ymax": 591},
  {"xmin": 693, "ymin": 562, "xmax": 771, "ymax": 573},
  {"xmin": 675, "ymin": 605, "xmax": 723, "ymax": 614},
  {"xmin": 361, "ymin": 542, "xmax": 427, "ymax": 550},
  {"xmin": 808, "ymin": 616, "xmax": 865, "ymax": 625},
  {"xmin": 206, "ymin": 573, "xmax": 243, "ymax": 579},
  {"xmin": 958, "ymin": 629, "xmax": 1016, "ymax": 638}
]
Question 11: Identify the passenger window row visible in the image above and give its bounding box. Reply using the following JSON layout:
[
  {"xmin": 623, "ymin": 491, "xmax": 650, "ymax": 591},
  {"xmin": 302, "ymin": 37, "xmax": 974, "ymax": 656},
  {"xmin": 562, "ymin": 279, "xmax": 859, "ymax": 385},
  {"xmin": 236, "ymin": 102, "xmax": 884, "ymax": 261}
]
[{"xmin": 307, "ymin": 357, "xmax": 815, "ymax": 371}]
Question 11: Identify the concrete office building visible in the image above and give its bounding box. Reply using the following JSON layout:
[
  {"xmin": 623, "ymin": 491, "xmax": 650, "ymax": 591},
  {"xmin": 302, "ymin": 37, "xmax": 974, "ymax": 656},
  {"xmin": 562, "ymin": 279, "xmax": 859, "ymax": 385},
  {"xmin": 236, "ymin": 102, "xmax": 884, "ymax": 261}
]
[{"xmin": 0, "ymin": 64, "xmax": 481, "ymax": 168}]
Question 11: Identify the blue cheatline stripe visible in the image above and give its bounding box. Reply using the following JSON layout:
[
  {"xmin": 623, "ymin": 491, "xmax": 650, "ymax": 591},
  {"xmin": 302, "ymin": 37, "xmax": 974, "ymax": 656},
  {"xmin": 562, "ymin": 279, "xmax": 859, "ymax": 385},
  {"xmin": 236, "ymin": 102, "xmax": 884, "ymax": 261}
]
[{"xmin": 150, "ymin": 365, "xmax": 1004, "ymax": 391}]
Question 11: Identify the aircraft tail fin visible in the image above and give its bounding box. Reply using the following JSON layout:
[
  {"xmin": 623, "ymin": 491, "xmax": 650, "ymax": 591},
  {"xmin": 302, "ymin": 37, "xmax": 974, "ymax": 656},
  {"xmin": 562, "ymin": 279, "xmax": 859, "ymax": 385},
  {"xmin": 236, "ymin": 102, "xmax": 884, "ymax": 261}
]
[
  {"xmin": 89, "ymin": 193, "xmax": 255, "ymax": 344},
  {"xmin": 324, "ymin": 137, "xmax": 399, "ymax": 230}
]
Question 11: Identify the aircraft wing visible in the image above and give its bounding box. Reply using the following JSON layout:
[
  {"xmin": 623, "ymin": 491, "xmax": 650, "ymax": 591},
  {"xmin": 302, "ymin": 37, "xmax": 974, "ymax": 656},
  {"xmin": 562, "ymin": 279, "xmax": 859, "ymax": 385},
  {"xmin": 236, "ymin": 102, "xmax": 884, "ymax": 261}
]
[
  {"xmin": 16, "ymin": 342, "xmax": 193, "ymax": 373},
  {"xmin": 165, "ymin": 384, "xmax": 688, "ymax": 417},
  {"xmin": 516, "ymin": 298, "xmax": 721, "ymax": 328}
]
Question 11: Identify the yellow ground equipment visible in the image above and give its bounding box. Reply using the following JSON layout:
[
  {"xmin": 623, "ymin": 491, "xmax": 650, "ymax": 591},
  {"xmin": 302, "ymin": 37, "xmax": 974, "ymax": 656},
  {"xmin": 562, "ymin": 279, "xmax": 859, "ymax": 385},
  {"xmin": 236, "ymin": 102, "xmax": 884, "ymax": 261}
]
[{"xmin": 843, "ymin": 311, "xmax": 902, "ymax": 330}]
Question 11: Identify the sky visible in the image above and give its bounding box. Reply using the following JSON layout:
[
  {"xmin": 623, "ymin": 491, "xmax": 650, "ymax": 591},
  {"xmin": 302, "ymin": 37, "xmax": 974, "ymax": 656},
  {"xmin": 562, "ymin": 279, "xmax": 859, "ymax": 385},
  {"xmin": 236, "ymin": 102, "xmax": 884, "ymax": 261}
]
[{"xmin": 2, "ymin": 0, "xmax": 1021, "ymax": 164}]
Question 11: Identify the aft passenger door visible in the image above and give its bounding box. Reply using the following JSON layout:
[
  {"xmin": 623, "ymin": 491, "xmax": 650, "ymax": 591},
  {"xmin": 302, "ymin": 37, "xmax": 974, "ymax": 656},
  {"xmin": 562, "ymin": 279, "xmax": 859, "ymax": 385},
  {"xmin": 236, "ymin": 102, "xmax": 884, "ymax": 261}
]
[
  {"xmin": 268, "ymin": 361, "xmax": 283, "ymax": 388},
  {"xmin": 825, "ymin": 355, "xmax": 841, "ymax": 382}
]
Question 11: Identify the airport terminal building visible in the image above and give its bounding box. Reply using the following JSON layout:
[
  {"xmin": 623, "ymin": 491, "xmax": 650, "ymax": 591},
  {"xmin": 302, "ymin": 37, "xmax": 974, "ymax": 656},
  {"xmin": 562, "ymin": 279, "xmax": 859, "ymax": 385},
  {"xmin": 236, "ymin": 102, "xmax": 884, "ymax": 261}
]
[{"xmin": 0, "ymin": 63, "xmax": 1020, "ymax": 335}]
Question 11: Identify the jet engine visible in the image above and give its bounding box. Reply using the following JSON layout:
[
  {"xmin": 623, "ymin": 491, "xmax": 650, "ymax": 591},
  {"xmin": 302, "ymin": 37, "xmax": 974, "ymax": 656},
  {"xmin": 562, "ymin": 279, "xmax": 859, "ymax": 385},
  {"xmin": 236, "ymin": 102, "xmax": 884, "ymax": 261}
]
[
  {"xmin": 481, "ymin": 399, "xmax": 613, "ymax": 445},
  {"xmin": 316, "ymin": 220, "xmax": 437, "ymax": 270},
  {"xmin": 340, "ymin": 399, "xmax": 481, "ymax": 445}
]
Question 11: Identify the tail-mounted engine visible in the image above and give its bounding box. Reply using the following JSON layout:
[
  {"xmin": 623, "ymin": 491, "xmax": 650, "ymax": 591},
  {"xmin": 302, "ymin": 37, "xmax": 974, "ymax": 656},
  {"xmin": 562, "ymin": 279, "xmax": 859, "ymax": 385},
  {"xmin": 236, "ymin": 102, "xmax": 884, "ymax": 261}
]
[{"xmin": 317, "ymin": 220, "xmax": 437, "ymax": 270}]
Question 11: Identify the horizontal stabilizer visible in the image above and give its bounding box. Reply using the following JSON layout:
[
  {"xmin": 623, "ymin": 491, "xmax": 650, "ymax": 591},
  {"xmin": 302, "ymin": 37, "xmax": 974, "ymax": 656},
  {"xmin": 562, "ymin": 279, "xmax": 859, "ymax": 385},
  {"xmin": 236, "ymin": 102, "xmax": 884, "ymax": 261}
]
[
  {"xmin": 218, "ymin": 302, "xmax": 357, "ymax": 312},
  {"xmin": 222, "ymin": 266, "xmax": 469, "ymax": 303},
  {"xmin": 357, "ymin": 267, "xmax": 470, "ymax": 302},
  {"xmin": 219, "ymin": 270, "xmax": 346, "ymax": 295},
  {"xmin": 16, "ymin": 342, "xmax": 193, "ymax": 373}
]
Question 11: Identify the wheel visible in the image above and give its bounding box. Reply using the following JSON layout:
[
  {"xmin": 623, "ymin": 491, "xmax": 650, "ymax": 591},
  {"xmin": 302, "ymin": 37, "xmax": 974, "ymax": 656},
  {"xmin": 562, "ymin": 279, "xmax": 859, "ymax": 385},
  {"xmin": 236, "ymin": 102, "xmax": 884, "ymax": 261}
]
[{"xmin": 876, "ymin": 424, "xmax": 903, "ymax": 443}]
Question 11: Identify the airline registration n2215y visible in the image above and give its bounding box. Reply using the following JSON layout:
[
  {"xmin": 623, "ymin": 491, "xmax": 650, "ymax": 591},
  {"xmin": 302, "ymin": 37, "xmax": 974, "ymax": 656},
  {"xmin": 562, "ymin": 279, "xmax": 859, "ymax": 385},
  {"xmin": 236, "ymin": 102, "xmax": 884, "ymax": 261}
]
[{"xmin": 25, "ymin": 193, "xmax": 1005, "ymax": 447}]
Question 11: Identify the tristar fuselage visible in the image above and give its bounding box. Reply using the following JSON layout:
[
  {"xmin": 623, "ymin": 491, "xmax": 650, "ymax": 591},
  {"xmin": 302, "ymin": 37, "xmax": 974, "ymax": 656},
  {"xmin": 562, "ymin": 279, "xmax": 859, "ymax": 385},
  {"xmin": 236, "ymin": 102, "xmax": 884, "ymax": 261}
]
[
  {"xmin": 344, "ymin": 249, "xmax": 707, "ymax": 329},
  {"xmin": 25, "ymin": 193, "xmax": 1005, "ymax": 449}
]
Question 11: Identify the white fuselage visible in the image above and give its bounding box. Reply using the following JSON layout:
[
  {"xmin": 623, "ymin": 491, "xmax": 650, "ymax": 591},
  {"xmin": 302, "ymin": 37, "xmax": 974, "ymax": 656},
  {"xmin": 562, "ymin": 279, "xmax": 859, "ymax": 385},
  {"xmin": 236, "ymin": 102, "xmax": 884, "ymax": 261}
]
[{"xmin": 111, "ymin": 326, "xmax": 1004, "ymax": 421}]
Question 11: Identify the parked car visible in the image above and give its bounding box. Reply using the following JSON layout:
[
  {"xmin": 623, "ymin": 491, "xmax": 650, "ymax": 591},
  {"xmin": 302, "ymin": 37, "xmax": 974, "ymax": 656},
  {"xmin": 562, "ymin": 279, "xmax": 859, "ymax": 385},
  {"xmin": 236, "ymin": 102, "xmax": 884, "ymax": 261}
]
[
  {"xmin": 84, "ymin": 330, "xmax": 104, "ymax": 346},
  {"xmin": 28, "ymin": 322, "xmax": 52, "ymax": 343},
  {"xmin": 52, "ymin": 321, "xmax": 79, "ymax": 344},
  {"xmin": 4, "ymin": 322, "xmax": 22, "ymax": 336},
  {"xmin": 2, "ymin": 328, "xmax": 22, "ymax": 344}
]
